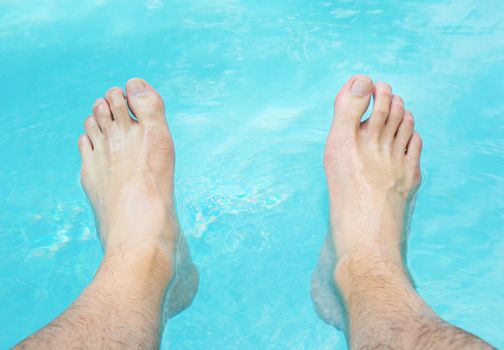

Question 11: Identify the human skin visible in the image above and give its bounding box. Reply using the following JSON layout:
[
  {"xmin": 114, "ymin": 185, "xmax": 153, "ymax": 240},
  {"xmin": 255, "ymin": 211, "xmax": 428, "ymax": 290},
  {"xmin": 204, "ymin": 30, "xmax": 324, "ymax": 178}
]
[
  {"xmin": 15, "ymin": 78, "xmax": 195, "ymax": 350},
  {"xmin": 312, "ymin": 75, "xmax": 494, "ymax": 349}
]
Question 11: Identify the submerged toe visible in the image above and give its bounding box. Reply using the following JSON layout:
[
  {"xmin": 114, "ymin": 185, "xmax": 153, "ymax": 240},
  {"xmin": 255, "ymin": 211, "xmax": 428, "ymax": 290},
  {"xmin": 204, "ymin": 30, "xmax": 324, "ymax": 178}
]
[
  {"xmin": 105, "ymin": 87, "xmax": 132, "ymax": 128},
  {"xmin": 367, "ymin": 82, "xmax": 392, "ymax": 138},
  {"xmin": 92, "ymin": 98, "xmax": 113, "ymax": 132},
  {"xmin": 84, "ymin": 116, "xmax": 103, "ymax": 148},
  {"xmin": 394, "ymin": 111, "xmax": 415, "ymax": 156},
  {"xmin": 78, "ymin": 134, "xmax": 93, "ymax": 156},
  {"xmin": 125, "ymin": 78, "xmax": 166, "ymax": 126},
  {"xmin": 382, "ymin": 94, "xmax": 405, "ymax": 144}
]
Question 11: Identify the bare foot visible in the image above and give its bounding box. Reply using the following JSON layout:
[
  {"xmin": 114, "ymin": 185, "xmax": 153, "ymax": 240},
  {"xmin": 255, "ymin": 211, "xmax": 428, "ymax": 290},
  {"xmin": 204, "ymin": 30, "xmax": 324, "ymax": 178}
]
[
  {"xmin": 311, "ymin": 76, "xmax": 422, "ymax": 328},
  {"xmin": 79, "ymin": 78, "xmax": 198, "ymax": 322}
]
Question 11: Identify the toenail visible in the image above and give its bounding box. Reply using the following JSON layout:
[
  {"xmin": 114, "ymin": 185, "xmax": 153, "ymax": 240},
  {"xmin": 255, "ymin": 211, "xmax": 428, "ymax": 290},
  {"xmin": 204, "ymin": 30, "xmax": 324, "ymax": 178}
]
[
  {"xmin": 128, "ymin": 79, "xmax": 147, "ymax": 96},
  {"xmin": 375, "ymin": 82, "xmax": 392, "ymax": 93},
  {"xmin": 392, "ymin": 95, "xmax": 403, "ymax": 104},
  {"xmin": 85, "ymin": 117, "xmax": 95, "ymax": 127},
  {"xmin": 351, "ymin": 77, "xmax": 372, "ymax": 97},
  {"xmin": 94, "ymin": 99, "xmax": 104, "ymax": 109}
]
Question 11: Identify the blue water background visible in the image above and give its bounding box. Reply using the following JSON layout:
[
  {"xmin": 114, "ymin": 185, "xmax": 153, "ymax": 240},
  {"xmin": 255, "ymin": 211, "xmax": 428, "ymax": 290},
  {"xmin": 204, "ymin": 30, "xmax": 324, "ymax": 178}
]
[{"xmin": 1, "ymin": 1, "xmax": 503, "ymax": 348}]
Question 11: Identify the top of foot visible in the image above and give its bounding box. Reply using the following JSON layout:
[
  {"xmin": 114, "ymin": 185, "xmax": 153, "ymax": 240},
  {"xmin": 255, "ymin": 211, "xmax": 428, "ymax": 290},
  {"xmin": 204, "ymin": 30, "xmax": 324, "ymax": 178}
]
[
  {"xmin": 79, "ymin": 78, "xmax": 199, "ymax": 320},
  {"xmin": 311, "ymin": 75, "xmax": 423, "ymax": 329},
  {"xmin": 78, "ymin": 78, "xmax": 178, "ymax": 263},
  {"xmin": 325, "ymin": 75, "xmax": 422, "ymax": 262}
]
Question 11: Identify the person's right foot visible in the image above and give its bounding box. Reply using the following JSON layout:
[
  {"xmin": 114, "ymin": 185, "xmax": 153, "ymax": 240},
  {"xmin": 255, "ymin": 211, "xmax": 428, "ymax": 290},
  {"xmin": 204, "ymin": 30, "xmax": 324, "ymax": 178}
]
[{"xmin": 311, "ymin": 76, "xmax": 422, "ymax": 328}]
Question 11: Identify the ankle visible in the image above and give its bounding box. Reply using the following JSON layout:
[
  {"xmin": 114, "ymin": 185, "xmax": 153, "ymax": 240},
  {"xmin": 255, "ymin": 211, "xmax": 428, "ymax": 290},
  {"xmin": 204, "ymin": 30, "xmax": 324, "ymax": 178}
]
[
  {"xmin": 102, "ymin": 242, "xmax": 175, "ymax": 287},
  {"xmin": 334, "ymin": 249, "xmax": 412, "ymax": 297}
]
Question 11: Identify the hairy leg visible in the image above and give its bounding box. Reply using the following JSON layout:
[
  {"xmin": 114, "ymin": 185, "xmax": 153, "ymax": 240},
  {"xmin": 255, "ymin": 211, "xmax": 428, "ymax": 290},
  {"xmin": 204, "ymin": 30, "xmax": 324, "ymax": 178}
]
[
  {"xmin": 312, "ymin": 76, "xmax": 494, "ymax": 350},
  {"xmin": 15, "ymin": 78, "xmax": 198, "ymax": 350},
  {"xmin": 17, "ymin": 246, "xmax": 172, "ymax": 350},
  {"xmin": 337, "ymin": 252, "xmax": 492, "ymax": 350}
]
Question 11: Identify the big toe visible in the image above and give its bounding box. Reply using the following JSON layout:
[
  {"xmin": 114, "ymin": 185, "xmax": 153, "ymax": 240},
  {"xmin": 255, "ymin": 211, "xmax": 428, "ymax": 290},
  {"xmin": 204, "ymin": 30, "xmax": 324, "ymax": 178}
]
[
  {"xmin": 332, "ymin": 75, "xmax": 373, "ymax": 130},
  {"xmin": 126, "ymin": 78, "xmax": 166, "ymax": 126}
]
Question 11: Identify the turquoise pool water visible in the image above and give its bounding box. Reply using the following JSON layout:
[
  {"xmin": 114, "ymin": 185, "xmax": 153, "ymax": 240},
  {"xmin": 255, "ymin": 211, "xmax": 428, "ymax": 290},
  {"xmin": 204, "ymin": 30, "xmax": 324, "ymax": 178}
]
[{"xmin": 1, "ymin": 1, "xmax": 503, "ymax": 348}]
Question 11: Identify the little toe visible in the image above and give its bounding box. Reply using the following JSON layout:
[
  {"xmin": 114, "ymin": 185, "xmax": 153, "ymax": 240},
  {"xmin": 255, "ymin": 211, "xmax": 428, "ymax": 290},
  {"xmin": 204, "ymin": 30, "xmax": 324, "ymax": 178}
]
[
  {"xmin": 125, "ymin": 78, "xmax": 167, "ymax": 127},
  {"xmin": 92, "ymin": 98, "xmax": 113, "ymax": 132},
  {"xmin": 367, "ymin": 82, "xmax": 392, "ymax": 139},
  {"xmin": 105, "ymin": 87, "xmax": 133, "ymax": 128},
  {"xmin": 382, "ymin": 94, "xmax": 404, "ymax": 144},
  {"xmin": 394, "ymin": 110, "xmax": 415, "ymax": 156},
  {"xmin": 84, "ymin": 116, "xmax": 103, "ymax": 148},
  {"xmin": 406, "ymin": 131, "xmax": 423, "ymax": 184},
  {"xmin": 78, "ymin": 134, "xmax": 93, "ymax": 157}
]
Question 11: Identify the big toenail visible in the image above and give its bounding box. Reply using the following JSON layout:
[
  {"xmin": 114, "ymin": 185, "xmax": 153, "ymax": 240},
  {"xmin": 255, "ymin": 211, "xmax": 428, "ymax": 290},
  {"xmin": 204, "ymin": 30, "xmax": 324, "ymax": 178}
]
[
  {"xmin": 351, "ymin": 77, "xmax": 372, "ymax": 96},
  {"xmin": 129, "ymin": 79, "xmax": 147, "ymax": 96}
]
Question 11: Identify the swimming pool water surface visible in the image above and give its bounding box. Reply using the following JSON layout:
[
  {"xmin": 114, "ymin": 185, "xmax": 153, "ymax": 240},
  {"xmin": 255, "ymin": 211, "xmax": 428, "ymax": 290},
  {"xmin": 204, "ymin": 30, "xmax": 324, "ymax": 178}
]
[{"xmin": 1, "ymin": 0, "xmax": 503, "ymax": 349}]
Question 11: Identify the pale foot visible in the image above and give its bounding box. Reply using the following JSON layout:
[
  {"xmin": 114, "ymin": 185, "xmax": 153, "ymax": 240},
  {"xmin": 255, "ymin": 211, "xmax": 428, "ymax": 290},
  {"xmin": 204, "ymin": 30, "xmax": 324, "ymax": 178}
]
[
  {"xmin": 78, "ymin": 78, "xmax": 198, "ymax": 323},
  {"xmin": 311, "ymin": 76, "xmax": 422, "ymax": 329}
]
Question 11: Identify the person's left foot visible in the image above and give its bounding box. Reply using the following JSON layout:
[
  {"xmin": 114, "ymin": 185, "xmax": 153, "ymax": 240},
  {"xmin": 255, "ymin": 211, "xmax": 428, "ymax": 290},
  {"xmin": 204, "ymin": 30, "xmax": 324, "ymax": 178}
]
[{"xmin": 78, "ymin": 77, "xmax": 198, "ymax": 320}]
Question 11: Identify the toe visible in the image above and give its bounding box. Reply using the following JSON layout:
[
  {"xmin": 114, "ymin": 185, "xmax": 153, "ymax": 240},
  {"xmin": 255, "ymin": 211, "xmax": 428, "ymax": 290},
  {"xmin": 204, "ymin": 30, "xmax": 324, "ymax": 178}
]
[
  {"xmin": 382, "ymin": 94, "xmax": 404, "ymax": 144},
  {"xmin": 78, "ymin": 134, "xmax": 93, "ymax": 156},
  {"xmin": 406, "ymin": 131, "xmax": 423, "ymax": 184},
  {"xmin": 84, "ymin": 116, "xmax": 103, "ymax": 148},
  {"xmin": 125, "ymin": 78, "xmax": 166, "ymax": 126},
  {"xmin": 92, "ymin": 98, "xmax": 113, "ymax": 132},
  {"xmin": 394, "ymin": 110, "xmax": 414, "ymax": 156},
  {"xmin": 105, "ymin": 87, "xmax": 133, "ymax": 128},
  {"xmin": 368, "ymin": 82, "xmax": 392, "ymax": 139},
  {"xmin": 407, "ymin": 131, "xmax": 423, "ymax": 161},
  {"xmin": 331, "ymin": 75, "xmax": 373, "ymax": 133}
]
